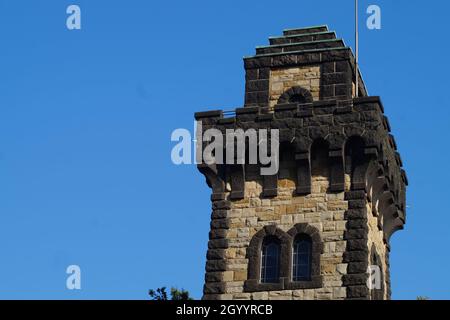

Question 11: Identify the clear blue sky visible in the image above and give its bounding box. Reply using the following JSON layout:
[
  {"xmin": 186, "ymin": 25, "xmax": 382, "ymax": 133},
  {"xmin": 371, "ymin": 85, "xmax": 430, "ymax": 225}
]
[{"xmin": 0, "ymin": 0, "xmax": 448, "ymax": 300}]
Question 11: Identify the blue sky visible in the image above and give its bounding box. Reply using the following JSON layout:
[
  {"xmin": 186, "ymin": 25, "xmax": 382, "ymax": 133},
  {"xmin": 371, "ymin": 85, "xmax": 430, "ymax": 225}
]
[{"xmin": 0, "ymin": 0, "xmax": 448, "ymax": 300}]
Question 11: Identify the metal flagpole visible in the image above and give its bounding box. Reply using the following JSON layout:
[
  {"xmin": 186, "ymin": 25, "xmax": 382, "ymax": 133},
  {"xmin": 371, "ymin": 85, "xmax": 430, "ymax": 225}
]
[{"xmin": 355, "ymin": 0, "xmax": 359, "ymax": 98}]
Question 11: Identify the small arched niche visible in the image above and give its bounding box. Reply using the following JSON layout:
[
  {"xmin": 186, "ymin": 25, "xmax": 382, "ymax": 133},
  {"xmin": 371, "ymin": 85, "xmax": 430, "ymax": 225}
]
[
  {"xmin": 277, "ymin": 86, "xmax": 313, "ymax": 105},
  {"xmin": 344, "ymin": 136, "xmax": 365, "ymax": 175},
  {"xmin": 310, "ymin": 139, "xmax": 330, "ymax": 178},
  {"xmin": 278, "ymin": 142, "xmax": 296, "ymax": 181}
]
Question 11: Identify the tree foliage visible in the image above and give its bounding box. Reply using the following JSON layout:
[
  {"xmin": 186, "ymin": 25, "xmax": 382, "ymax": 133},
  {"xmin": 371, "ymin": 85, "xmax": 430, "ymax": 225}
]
[{"xmin": 149, "ymin": 287, "xmax": 193, "ymax": 300}]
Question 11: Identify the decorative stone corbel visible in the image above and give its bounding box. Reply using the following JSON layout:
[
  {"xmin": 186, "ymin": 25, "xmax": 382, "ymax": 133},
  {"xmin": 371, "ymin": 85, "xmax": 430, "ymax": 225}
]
[{"xmin": 197, "ymin": 163, "xmax": 226, "ymax": 201}]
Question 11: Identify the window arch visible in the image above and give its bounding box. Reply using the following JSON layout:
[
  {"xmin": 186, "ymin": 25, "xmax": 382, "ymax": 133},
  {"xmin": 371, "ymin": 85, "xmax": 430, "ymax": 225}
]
[
  {"xmin": 261, "ymin": 237, "xmax": 281, "ymax": 283},
  {"xmin": 277, "ymin": 86, "xmax": 313, "ymax": 105},
  {"xmin": 292, "ymin": 234, "xmax": 312, "ymax": 281},
  {"xmin": 244, "ymin": 225, "xmax": 290, "ymax": 292},
  {"xmin": 286, "ymin": 223, "xmax": 323, "ymax": 289}
]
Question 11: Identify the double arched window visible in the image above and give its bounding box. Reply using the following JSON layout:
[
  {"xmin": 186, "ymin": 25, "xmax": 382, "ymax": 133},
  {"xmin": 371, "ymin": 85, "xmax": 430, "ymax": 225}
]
[
  {"xmin": 245, "ymin": 224, "xmax": 323, "ymax": 292},
  {"xmin": 260, "ymin": 234, "xmax": 312, "ymax": 284}
]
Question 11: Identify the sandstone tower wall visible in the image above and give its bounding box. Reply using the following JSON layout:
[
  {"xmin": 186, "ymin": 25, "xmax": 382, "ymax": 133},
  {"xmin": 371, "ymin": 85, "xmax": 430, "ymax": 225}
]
[{"xmin": 196, "ymin": 26, "xmax": 407, "ymax": 300}]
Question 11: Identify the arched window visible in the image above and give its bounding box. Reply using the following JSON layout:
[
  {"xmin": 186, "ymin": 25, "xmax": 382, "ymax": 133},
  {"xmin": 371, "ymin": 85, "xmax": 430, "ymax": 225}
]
[
  {"xmin": 260, "ymin": 237, "xmax": 280, "ymax": 283},
  {"xmin": 292, "ymin": 234, "xmax": 312, "ymax": 281}
]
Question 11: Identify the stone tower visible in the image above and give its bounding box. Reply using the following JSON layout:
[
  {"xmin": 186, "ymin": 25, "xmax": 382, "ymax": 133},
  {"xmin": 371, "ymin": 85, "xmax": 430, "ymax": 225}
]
[{"xmin": 195, "ymin": 26, "xmax": 407, "ymax": 300}]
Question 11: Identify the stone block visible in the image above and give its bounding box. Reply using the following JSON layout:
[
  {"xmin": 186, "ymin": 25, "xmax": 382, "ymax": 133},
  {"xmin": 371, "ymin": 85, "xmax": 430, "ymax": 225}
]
[
  {"xmin": 234, "ymin": 270, "xmax": 247, "ymax": 281},
  {"xmin": 252, "ymin": 292, "xmax": 269, "ymax": 300}
]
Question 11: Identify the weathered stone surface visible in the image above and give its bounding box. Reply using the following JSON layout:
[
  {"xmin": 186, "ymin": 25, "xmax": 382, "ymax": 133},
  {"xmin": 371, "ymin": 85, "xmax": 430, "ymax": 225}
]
[
  {"xmin": 342, "ymin": 273, "xmax": 367, "ymax": 286},
  {"xmin": 343, "ymin": 250, "xmax": 369, "ymax": 263},
  {"xmin": 204, "ymin": 282, "xmax": 226, "ymax": 294},
  {"xmin": 252, "ymin": 292, "xmax": 269, "ymax": 300},
  {"xmin": 206, "ymin": 260, "xmax": 227, "ymax": 272},
  {"xmin": 347, "ymin": 285, "xmax": 369, "ymax": 298}
]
